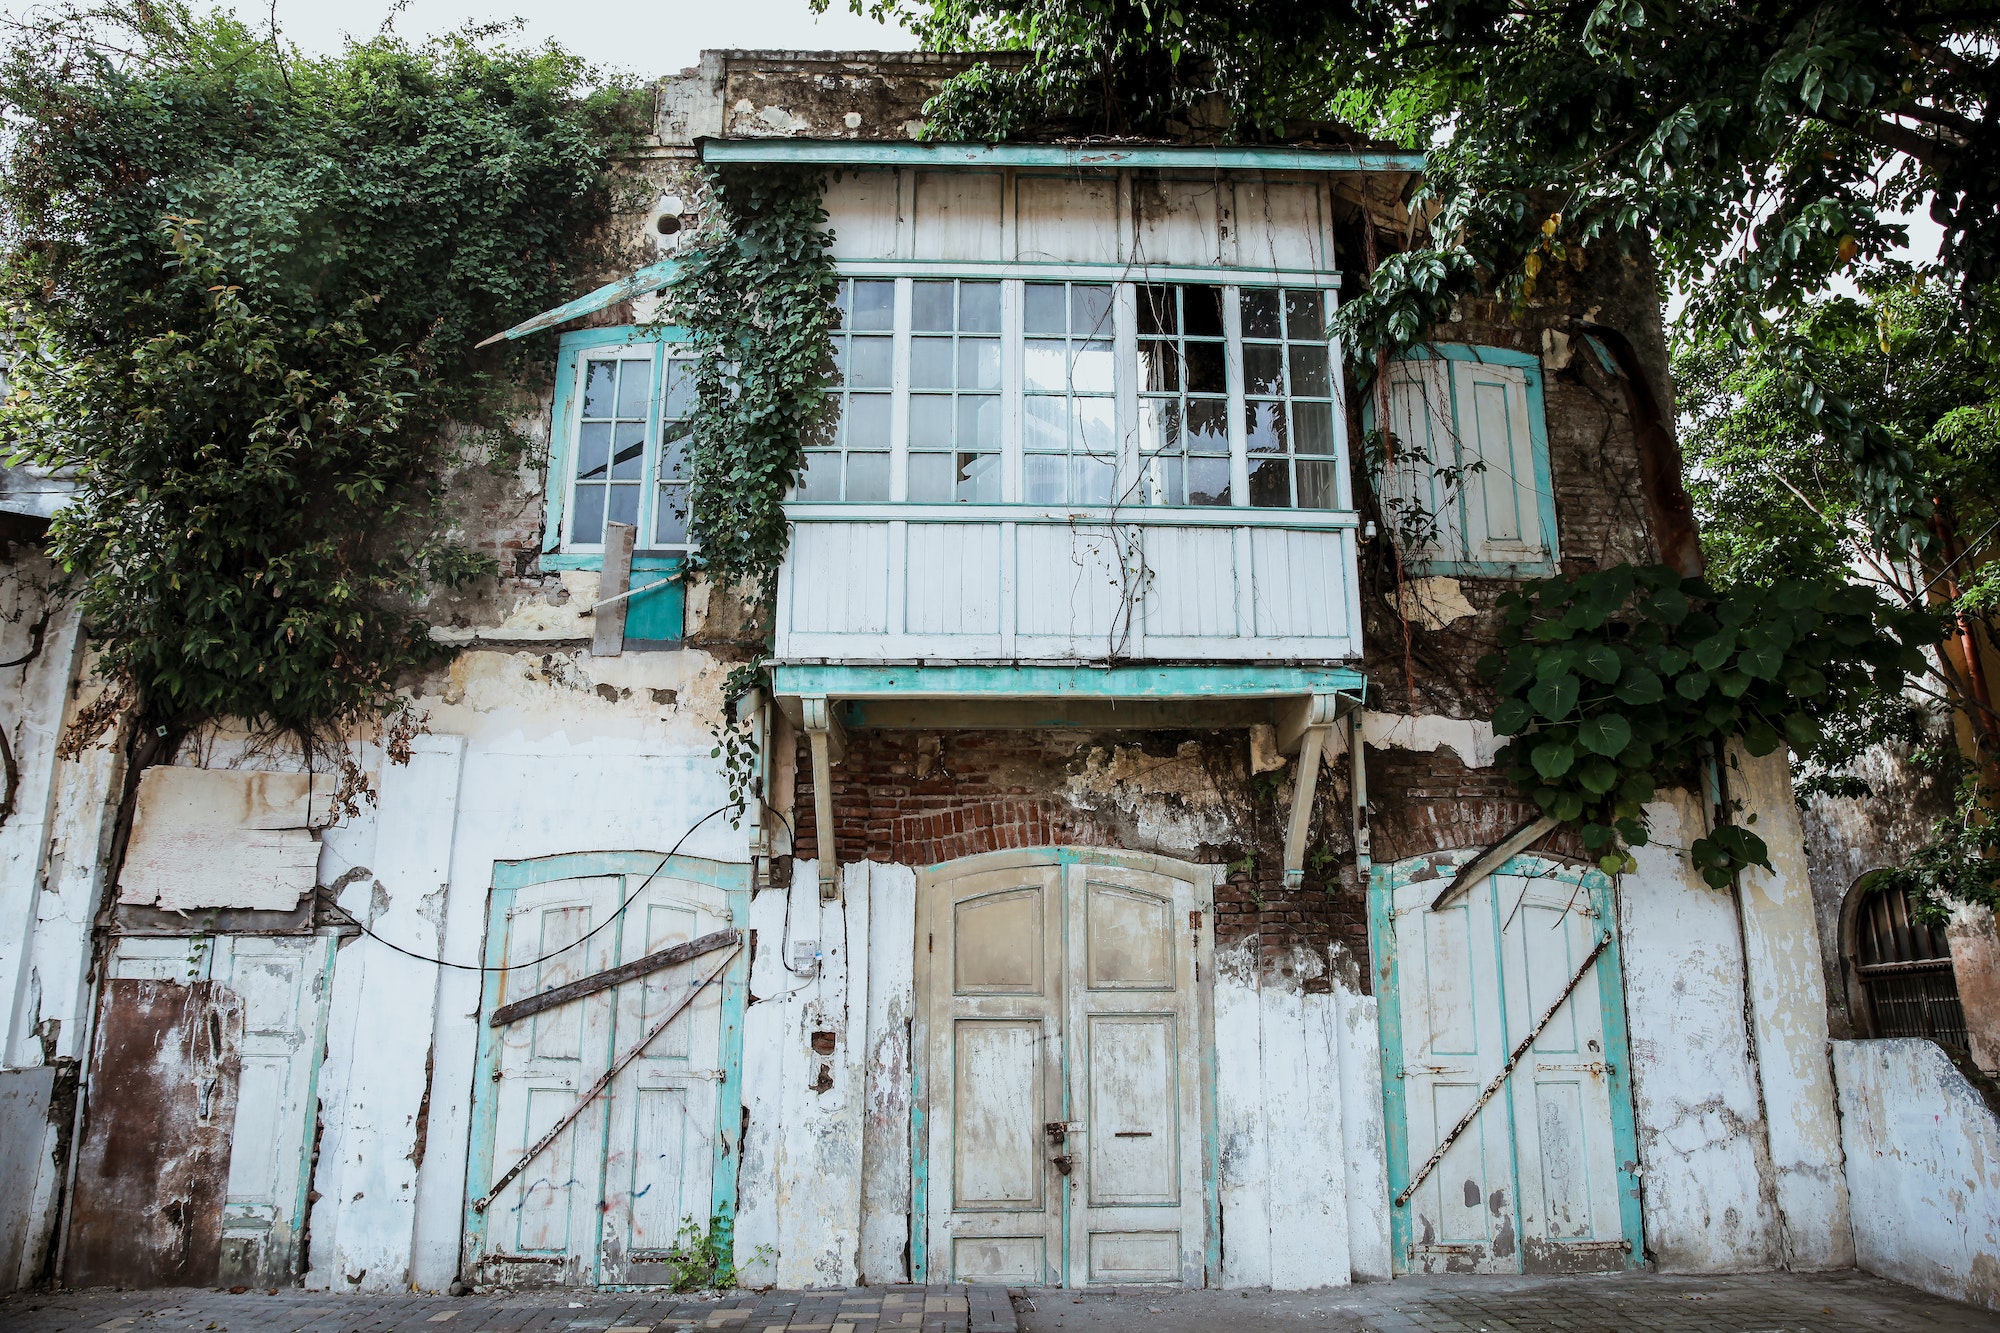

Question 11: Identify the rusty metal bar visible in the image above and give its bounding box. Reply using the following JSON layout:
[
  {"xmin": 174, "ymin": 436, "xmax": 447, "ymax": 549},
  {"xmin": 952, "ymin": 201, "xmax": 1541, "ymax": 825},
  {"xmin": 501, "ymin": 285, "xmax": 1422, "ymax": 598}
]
[
  {"xmin": 1395, "ymin": 932, "xmax": 1611, "ymax": 1209},
  {"xmin": 488, "ymin": 928, "xmax": 739, "ymax": 1028},
  {"xmin": 473, "ymin": 943, "xmax": 739, "ymax": 1213}
]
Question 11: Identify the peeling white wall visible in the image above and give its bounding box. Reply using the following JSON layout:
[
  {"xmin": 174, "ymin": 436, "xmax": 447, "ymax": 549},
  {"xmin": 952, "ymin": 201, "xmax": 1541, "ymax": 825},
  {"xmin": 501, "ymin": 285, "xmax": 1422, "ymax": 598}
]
[
  {"xmin": 1834, "ymin": 1039, "xmax": 2000, "ymax": 1311},
  {"xmin": 1618, "ymin": 788, "xmax": 1784, "ymax": 1271}
]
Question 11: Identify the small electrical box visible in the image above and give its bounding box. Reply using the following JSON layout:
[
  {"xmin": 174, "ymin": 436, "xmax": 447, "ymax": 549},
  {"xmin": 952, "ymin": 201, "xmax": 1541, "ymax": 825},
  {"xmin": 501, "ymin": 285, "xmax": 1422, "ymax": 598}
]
[{"xmin": 791, "ymin": 940, "xmax": 822, "ymax": 975}]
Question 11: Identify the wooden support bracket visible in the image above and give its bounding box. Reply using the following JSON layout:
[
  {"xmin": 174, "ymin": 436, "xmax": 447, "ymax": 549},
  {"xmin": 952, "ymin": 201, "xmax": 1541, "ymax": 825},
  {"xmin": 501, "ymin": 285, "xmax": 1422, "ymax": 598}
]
[
  {"xmin": 591, "ymin": 522, "xmax": 636, "ymax": 658},
  {"xmin": 1281, "ymin": 693, "xmax": 1344, "ymax": 887},
  {"xmin": 800, "ymin": 695, "xmax": 845, "ymax": 900}
]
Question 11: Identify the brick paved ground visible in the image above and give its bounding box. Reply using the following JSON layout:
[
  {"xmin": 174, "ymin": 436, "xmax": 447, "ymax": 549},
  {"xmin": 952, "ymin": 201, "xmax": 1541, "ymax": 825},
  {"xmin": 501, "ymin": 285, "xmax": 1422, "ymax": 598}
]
[
  {"xmin": 2, "ymin": 1271, "xmax": 1995, "ymax": 1333},
  {"xmin": 0, "ymin": 1286, "xmax": 1012, "ymax": 1333}
]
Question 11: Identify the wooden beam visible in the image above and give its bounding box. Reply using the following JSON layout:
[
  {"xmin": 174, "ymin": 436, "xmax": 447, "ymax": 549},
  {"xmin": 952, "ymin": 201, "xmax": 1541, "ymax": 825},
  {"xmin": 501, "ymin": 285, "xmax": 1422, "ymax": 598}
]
[
  {"xmin": 489, "ymin": 927, "xmax": 738, "ymax": 1028},
  {"xmin": 800, "ymin": 694, "xmax": 843, "ymax": 899},
  {"xmin": 1283, "ymin": 721, "xmax": 1333, "ymax": 887},
  {"xmin": 591, "ymin": 522, "xmax": 635, "ymax": 658},
  {"xmin": 1428, "ymin": 815, "xmax": 1562, "ymax": 913},
  {"xmin": 1275, "ymin": 691, "xmax": 1343, "ymax": 755}
]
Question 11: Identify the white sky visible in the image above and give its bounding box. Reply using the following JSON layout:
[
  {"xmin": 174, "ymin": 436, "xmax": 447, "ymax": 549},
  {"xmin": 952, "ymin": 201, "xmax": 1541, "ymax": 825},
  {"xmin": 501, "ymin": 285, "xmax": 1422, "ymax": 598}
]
[{"xmin": 240, "ymin": 0, "xmax": 917, "ymax": 78}]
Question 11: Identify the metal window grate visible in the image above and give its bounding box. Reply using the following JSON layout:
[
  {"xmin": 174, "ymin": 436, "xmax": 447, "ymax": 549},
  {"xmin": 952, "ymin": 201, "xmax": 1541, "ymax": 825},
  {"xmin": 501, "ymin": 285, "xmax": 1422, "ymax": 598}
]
[{"xmin": 1856, "ymin": 884, "xmax": 1969, "ymax": 1050}]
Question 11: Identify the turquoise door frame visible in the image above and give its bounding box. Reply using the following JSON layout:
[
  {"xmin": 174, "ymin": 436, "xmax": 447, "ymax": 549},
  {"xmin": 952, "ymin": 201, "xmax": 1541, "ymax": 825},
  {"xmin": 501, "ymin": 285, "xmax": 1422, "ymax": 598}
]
[
  {"xmin": 463, "ymin": 851, "xmax": 752, "ymax": 1287},
  {"xmin": 1367, "ymin": 853, "xmax": 1644, "ymax": 1274}
]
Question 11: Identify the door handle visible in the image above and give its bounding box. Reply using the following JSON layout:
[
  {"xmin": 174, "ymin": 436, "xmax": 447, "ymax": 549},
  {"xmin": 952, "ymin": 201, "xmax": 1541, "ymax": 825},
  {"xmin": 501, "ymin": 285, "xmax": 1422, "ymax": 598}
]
[{"xmin": 1113, "ymin": 1131, "xmax": 1152, "ymax": 1138}]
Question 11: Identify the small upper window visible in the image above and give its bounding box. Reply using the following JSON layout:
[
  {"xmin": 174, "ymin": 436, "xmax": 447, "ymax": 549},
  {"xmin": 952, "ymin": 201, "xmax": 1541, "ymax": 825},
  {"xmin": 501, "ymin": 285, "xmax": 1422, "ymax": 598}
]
[
  {"xmin": 1376, "ymin": 347, "xmax": 1555, "ymax": 574},
  {"xmin": 549, "ymin": 333, "xmax": 697, "ymax": 555}
]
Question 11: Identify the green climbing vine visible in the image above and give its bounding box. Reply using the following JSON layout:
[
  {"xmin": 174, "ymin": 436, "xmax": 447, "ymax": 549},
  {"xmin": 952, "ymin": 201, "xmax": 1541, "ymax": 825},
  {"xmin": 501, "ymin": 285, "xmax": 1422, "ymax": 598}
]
[
  {"xmin": 1480, "ymin": 565, "xmax": 1940, "ymax": 884},
  {"xmin": 665, "ymin": 165, "xmax": 840, "ymax": 602}
]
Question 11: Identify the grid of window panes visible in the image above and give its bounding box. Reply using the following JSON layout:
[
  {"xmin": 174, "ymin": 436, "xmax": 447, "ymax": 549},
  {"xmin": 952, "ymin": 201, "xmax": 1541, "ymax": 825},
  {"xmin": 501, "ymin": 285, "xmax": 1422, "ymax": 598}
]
[
  {"xmin": 799, "ymin": 279, "xmax": 895, "ymax": 501},
  {"xmin": 1241, "ymin": 289, "xmax": 1339, "ymax": 508},
  {"xmin": 1023, "ymin": 282, "xmax": 1117, "ymax": 504},
  {"xmin": 1136, "ymin": 284, "xmax": 1232, "ymax": 506},
  {"xmin": 908, "ymin": 280, "xmax": 1002, "ymax": 502},
  {"xmin": 571, "ymin": 353, "xmax": 652, "ymax": 544},
  {"xmin": 654, "ymin": 355, "xmax": 695, "ymax": 546}
]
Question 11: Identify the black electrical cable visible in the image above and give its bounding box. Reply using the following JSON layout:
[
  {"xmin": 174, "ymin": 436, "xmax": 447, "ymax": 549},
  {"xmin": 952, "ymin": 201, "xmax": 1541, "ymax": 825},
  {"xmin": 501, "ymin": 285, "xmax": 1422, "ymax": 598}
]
[{"xmin": 325, "ymin": 801, "xmax": 741, "ymax": 974}]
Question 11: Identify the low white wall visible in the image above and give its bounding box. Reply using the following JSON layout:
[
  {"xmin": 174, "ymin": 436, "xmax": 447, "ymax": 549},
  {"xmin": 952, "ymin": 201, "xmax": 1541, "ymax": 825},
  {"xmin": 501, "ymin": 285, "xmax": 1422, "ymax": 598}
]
[
  {"xmin": 1834, "ymin": 1039, "xmax": 2000, "ymax": 1311},
  {"xmin": 0, "ymin": 1066, "xmax": 55, "ymax": 1292}
]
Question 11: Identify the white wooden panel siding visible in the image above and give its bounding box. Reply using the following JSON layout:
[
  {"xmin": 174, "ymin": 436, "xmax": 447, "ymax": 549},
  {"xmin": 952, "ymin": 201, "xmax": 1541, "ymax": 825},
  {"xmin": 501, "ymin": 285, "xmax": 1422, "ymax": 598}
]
[
  {"xmin": 1231, "ymin": 182, "xmax": 1330, "ymax": 271},
  {"xmin": 825, "ymin": 169, "xmax": 901, "ymax": 260},
  {"xmin": 778, "ymin": 509, "xmax": 1360, "ymax": 662},
  {"xmin": 1017, "ymin": 175, "xmax": 1118, "ymax": 262},
  {"xmin": 915, "ymin": 172, "xmax": 1005, "ymax": 260}
]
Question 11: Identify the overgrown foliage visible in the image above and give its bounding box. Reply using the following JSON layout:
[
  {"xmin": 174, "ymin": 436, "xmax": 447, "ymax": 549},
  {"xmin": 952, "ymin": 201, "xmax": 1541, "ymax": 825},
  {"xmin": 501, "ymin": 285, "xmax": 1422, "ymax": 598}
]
[
  {"xmin": 1881, "ymin": 776, "xmax": 2000, "ymax": 924},
  {"xmin": 663, "ymin": 166, "xmax": 840, "ymax": 601},
  {"xmin": 0, "ymin": 3, "xmax": 640, "ymax": 733},
  {"xmin": 1481, "ymin": 566, "xmax": 1940, "ymax": 883}
]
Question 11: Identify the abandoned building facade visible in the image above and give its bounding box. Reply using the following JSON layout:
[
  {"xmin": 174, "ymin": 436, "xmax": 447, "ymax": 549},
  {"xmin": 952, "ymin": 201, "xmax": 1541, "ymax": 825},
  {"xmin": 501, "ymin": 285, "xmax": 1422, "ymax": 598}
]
[{"xmin": 2, "ymin": 49, "xmax": 1998, "ymax": 1311}]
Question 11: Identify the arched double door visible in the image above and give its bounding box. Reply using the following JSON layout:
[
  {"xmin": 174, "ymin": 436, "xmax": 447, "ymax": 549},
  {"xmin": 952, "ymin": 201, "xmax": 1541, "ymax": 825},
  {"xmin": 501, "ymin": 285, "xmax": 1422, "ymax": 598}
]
[{"xmin": 914, "ymin": 850, "xmax": 1216, "ymax": 1288}]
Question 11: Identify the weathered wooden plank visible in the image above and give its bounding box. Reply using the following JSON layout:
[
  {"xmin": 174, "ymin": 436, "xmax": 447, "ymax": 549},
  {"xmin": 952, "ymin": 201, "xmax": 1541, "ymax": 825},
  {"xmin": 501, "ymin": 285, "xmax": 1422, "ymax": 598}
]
[{"xmin": 487, "ymin": 927, "xmax": 738, "ymax": 1028}]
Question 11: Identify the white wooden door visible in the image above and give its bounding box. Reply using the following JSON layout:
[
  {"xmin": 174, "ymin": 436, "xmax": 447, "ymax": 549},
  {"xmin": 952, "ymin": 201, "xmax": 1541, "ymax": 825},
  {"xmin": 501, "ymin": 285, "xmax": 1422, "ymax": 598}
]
[
  {"xmin": 480, "ymin": 873, "xmax": 733, "ymax": 1286},
  {"xmin": 1390, "ymin": 868, "xmax": 1630, "ymax": 1274},
  {"xmin": 921, "ymin": 855, "xmax": 1209, "ymax": 1288},
  {"xmin": 924, "ymin": 861, "xmax": 1067, "ymax": 1285},
  {"xmin": 483, "ymin": 876, "xmax": 622, "ymax": 1284},
  {"xmin": 596, "ymin": 876, "xmax": 732, "ymax": 1284},
  {"xmin": 1063, "ymin": 863, "xmax": 1206, "ymax": 1286}
]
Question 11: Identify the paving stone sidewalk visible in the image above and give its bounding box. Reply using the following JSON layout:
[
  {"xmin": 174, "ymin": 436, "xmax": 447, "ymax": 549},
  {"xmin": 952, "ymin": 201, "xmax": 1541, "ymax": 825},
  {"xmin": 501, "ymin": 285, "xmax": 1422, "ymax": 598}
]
[{"xmin": 0, "ymin": 1286, "xmax": 1014, "ymax": 1333}]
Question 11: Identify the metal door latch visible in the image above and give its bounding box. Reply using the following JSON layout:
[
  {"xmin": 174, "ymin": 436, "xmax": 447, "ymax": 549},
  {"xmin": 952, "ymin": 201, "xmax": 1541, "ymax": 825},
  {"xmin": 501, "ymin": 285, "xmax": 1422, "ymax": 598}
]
[{"xmin": 1052, "ymin": 1154, "xmax": 1074, "ymax": 1176}]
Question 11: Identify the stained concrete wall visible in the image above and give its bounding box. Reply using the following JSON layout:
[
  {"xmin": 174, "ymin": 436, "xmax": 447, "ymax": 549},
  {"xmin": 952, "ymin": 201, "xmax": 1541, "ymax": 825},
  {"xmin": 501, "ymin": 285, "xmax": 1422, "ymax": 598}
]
[{"xmin": 1834, "ymin": 1039, "xmax": 2000, "ymax": 1311}]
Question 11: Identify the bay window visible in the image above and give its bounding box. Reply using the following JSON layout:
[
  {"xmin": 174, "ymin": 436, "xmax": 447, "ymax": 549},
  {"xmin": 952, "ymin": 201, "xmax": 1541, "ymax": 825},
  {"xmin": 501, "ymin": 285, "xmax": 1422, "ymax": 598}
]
[{"xmin": 797, "ymin": 274, "xmax": 1349, "ymax": 513}]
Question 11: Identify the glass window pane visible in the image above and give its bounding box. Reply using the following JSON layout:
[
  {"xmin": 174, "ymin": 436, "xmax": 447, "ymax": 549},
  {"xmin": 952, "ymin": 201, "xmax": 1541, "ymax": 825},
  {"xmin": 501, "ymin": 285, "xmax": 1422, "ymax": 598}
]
[
  {"xmin": 1183, "ymin": 285, "xmax": 1225, "ymax": 338},
  {"xmin": 615, "ymin": 361, "xmax": 651, "ymax": 419},
  {"xmin": 907, "ymin": 451, "xmax": 953, "ymax": 502},
  {"xmin": 1289, "ymin": 345, "xmax": 1331, "ymax": 397},
  {"xmin": 910, "ymin": 337, "xmax": 954, "ymax": 389},
  {"xmin": 1140, "ymin": 341, "xmax": 1179, "ymax": 392},
  {"xmin": 1071, "ymin": 341, "xmax": 1114, "ymax": 394},
  {"xmin": 809, "ymin": 396, "xmax": 842, "ymax": 449},
  {"xmin": 1025, "ymin": 283, "xmax": 1067, "ymax": 335},
  {"xmin": 1246, "ymin": 401, "xmax": 1287, "ymax": 453},
  {"xmin": 1187, "ymin": 399, "xmax": 1230, "ymax": 453},
  {"xmin": 1284, "ymin": 289, "xmax": 1326, "ymax": 340},
  {"xmin": 959, "ymin": 395, "xmax": 1000, "ymax": 450},
  {"xmin": 846, "ymin": 392, "xmax": 892, "ymax": 446},
  {"xmin": 610, "ymin": 421, "xmax": 647, "ymax": 479},
  {"xmin": 1024, "ymin": 397, "xmax": 1068, "ymax": 453},
  {"xmin": 796, "ymin": 452, "xmax": 840, "ymax": 501},
  {"xmin": 910, "ymin": 395, "xmax": 953, "ymax": 449},
  {"xmin": 958, "ymin": 451, "xmax": 1001, "ymax": 502},
  {"xmin": 851, "ymin": 280, "xmax": 895, "ymax": 331},
  {"xmin": 846, "ymin": 451, "xmax": 890, "ymax": 501},
  {"xmin": 654, "ymin": 483, "xmax": 688, "ymax": 544},
  {"xmin": 1074, "ymin": 398, "xmax": 1116, "ymax": 456},
  {"xmin": 960, "ymin": 282, "xmax": 1001, "ymax": 333},
  {"xmin": 1071, "ymin": 455, "xmax": 1114, "ymax": 505},
  {"xmin": 913, "ymin": 280, "xmax": 955, "ymax": 332},
  {"xmin": 1185, "ymin": 342, "xmax": 1226, "ymax": 394},
  {"xmin": 1024, "ymin": 340, "xmax": 1068, "ymax": 393},
  {"xmin": 659, "ymin": 423, "xmax": 690, "ymax": 481},
  {"xmin": 1024, "ymin": 454, "xmax": 1065, "ymax": 503},
  {"xmin": 1240, "ymin": 289, "xmax": 1282, "ymax": 340},
  {"xmin": 960, "ymin": 338, "xmax": 1001, "ymax": 390},
  {"xmin": 1292, "ymin": 402, "xmax": 1336, "ymax": 455},
  {"xmin": 663, "ymin": 360, "xmax": 696, "ymax": 418},
  {"xmin": 583, "ymin": 360, "xmax": 618, "ymax": 418},
  {"xmin": 1137, "ymin": 285, "xmax": 1178, "ymax": 336},
  {"xmin": 607, "ymin": 483, "xmax": 642, "ymax": 530},
  {"xmin": 1147, "ymin": 454, "xmax": 1184, "ymax": 505},
  {"xmin": 848, "ymin": 335, "xmax": 893, "ymax": 389},
  {"xmin": 1295, "ymin": 460, "xmax": 1338, "ymax": 509},
  {"xmin": 571, "ymin": 484, "xmax": 606, "ymax": 543},
  {"xmin": 1244, "ymin": 344, "xmax": 1283, "ymax": 397},
  {"xmin": 1071, "ymin": 285, "xmax": 1114, "ymax": 336},
  {"xmin": 576, "ymin": 422, "xmax": 611, "ymax": 480},
  {"xmin": 1139, "ymin": 399, "xmax": 1182, "ymax": 453},
  {"xmin": 1187, "ymin": 456, "xmax": 1231, "ymax": 506},
  {"xmin": 1247, "ymin": 456, "xmax": 1290, "ymax": 507}
]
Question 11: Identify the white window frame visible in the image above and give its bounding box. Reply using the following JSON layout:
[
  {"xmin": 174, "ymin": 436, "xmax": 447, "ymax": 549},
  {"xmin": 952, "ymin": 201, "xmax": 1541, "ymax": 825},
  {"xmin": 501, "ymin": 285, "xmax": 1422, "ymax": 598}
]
[
  {"xmin": 543, "ymin": 327, "xmax": 698, "ymax": 563},
  {"xmin": 799, "ymin": 268, "xmax": 1354, "ymax": 516}
]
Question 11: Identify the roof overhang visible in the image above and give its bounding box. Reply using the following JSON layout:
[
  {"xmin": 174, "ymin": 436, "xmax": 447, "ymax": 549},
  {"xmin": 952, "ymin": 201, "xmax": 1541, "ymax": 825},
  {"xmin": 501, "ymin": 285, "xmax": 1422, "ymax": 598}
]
[{"xmin": 700, "ymin": 138, "xmax": 1426, "ymax": 174}]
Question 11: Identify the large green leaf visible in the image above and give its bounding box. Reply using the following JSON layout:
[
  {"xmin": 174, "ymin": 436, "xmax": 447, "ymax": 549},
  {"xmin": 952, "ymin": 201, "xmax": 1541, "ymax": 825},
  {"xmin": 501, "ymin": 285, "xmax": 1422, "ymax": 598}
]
[
  {"xmin": 1531, "ymin": 740, "xmax": 1576, "ymax": 779},
  {"xmin": 1577, "ymin": 714, "xmax": 1632, "ymax": 756},
  {"xmin": 1528, "ymin": 673, "xmax": 1580, "ymax": 720}
]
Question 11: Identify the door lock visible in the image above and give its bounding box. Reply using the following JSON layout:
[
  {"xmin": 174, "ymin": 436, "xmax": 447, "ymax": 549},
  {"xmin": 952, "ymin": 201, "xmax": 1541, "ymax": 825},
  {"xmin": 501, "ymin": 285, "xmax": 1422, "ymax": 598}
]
[
  {"xmin": 1052, "ymin": 1154, "xmax": 1074, "ymax": 1176},
  {"xmin": 1045, "ymin": 1121, "xmax": 1067, "ymax": 1145}
]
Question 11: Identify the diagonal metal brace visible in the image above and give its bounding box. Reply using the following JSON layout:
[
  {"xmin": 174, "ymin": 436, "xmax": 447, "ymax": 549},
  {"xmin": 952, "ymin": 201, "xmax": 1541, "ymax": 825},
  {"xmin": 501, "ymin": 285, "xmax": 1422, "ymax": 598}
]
[
  {"xmin": 473, "ymin": 943, "xmax": 739, "ymax": 1213},
  {"xmin": 1394, "ymin": 932, "xmax": 1611, "ymax": 1209}
]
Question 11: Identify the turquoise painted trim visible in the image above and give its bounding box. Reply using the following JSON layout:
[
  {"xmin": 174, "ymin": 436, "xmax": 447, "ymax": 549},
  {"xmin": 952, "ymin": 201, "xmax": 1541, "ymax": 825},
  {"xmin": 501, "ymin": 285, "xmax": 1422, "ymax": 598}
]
[
  {"xmin": 463, "ymin": 883, "xmax": 518, "ymax": 1266},
  {"xmin": 1369, "ymin": 852, "xmax": 1644, "ymax": 1275},
  {"xmin": 701, "ymin": 138, "xmax": 1427, "ymax": 174},
  {"xmin": 910, "ymin": 1068, "xmax": 929, "ymax": 1283},
  {"xmin": 1362, "ymin": 342, "xmax": 1560, "ymax": 580},
  {"xmin": 487, "ymin": 257, "xmax": 680, "ymax": 345},
  {"xmin": 491, "ymin": 849, "xmax": 748, "ymax": 891},
  {"xmin": 1366, "ymin": 866, "xmax": 1414, "ymax": 1273},
  {"xmin": 558, "ymin": 324, "xmax": 694, "ymax": 351},
  {"xmin": 771, "ymin": 663, "xmax": 1367, "ymax": 701},
  {"xmin": 709, "ymin": 877, "xmax": 752, "ymax": 1256},
  {"xmin": 1592, "ymin": 876, "xmax": 1647, "ymax": 1268}
]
